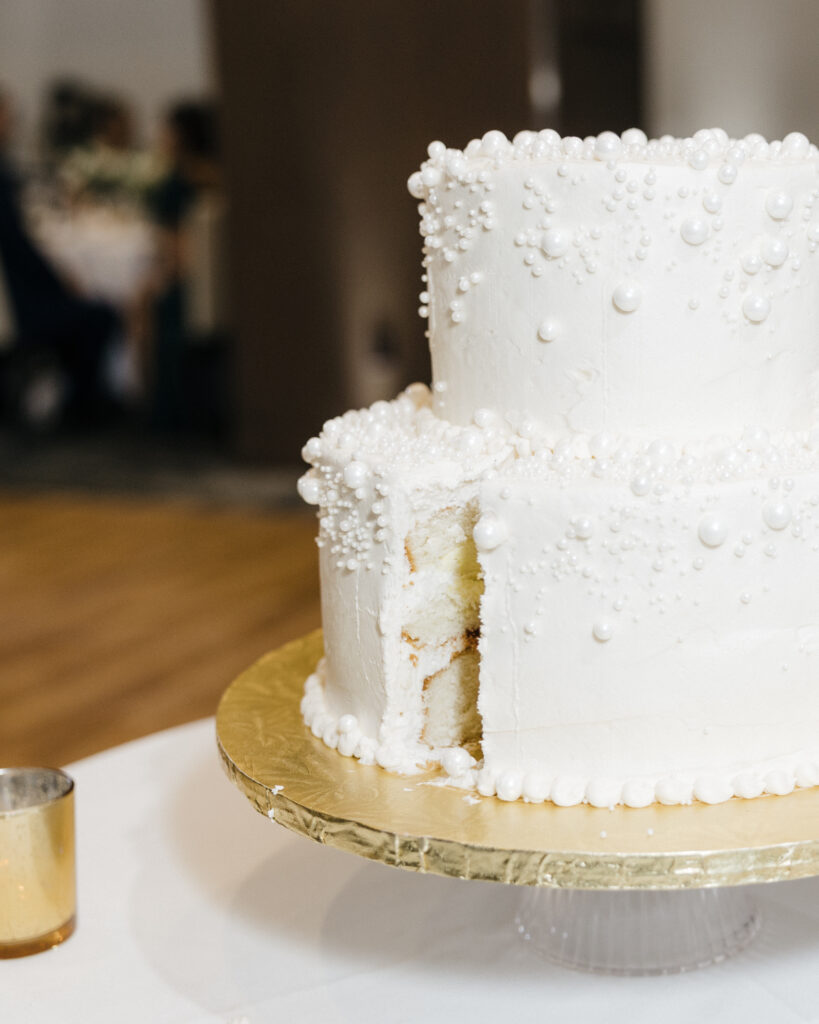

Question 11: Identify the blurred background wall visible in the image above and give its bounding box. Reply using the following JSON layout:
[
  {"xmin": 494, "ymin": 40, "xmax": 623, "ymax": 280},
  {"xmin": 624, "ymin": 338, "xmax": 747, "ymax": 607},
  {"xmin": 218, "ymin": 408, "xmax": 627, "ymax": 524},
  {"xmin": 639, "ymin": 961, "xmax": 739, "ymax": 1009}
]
[
  {"xmin": 211, "ymin": 0, "xmax": 534, "ymax": 461},
  {"xmin": 211, "ymin": 0, "xmax": 646, "ymax": 460},
  {"xmin": 0, "ymin": 0, "xmax": 212, "ymax": 159},
  {"xmin": 0, "ymin": 0, "xmax": 817, "ymax": 474},
  {"xmin": 644, "ymin": 0, "xmax": 819, "ymax": 140}
]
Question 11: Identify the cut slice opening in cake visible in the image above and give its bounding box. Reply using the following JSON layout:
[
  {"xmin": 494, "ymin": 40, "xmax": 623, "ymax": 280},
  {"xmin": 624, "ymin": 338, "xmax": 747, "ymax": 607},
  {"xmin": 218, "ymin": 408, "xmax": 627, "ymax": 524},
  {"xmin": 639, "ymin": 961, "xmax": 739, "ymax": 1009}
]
[
  {"xmin": 422, "ymin": 639, "xmax": 482, "ymax": 752},
  {"xmin": 401, "ymin": 504, "xmax": 484, "ymax": 755}
]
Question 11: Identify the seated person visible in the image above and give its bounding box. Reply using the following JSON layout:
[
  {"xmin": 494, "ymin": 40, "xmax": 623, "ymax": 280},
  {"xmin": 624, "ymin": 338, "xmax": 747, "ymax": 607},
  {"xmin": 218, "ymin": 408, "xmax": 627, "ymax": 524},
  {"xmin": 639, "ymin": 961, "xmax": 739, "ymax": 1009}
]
[{"xmin": 147, "ymin": 100, "xmax": 220, "ymax": 431}]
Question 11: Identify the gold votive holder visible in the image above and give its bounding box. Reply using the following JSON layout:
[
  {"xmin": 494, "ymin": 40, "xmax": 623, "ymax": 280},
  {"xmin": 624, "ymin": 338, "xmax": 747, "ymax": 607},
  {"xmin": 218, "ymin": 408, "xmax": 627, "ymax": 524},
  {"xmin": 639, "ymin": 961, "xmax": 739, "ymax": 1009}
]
[{"xmin": 0, "ymin": 767, "xmax": 76, "ymax": 958}]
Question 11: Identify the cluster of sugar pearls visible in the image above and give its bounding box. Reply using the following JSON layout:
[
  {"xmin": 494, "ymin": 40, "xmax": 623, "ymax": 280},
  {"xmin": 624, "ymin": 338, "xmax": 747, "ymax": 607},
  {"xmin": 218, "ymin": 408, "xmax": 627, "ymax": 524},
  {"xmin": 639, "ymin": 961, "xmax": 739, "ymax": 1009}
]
[
  {"xmin": 299, "ymin": 384, "xmax": 515, "ymax": 482},
  {"xmin": 300, "ymin": 386, "xmax": 819, "ymax": 513},
  {"xmin": 410, "ymin": 127, "xmax": 819, "ymax": 335},
  {"xmin": 471, "ymin": 421, "xmax": 819, "ymax": 655},
  {"xmin": 297, "ymin": 385, "xmax": 819, "ymax": 581},
  {"xmin": 297, "ymin": 385, "xmax": 516, "ymax": 572},
  {"xmin": 408, "ymin": 128, "xmax": 818, "ymax": 198},
  {"xmin": 499, "ymin": 474, "xmax": 818, "ymax": 643},
  {"xmin": 466, "ymin": 428, "xmax": 819, "ymax": 659},
  {"xmin": 493, "ymin": 418, "xmax": 819, "ymax": 491}
]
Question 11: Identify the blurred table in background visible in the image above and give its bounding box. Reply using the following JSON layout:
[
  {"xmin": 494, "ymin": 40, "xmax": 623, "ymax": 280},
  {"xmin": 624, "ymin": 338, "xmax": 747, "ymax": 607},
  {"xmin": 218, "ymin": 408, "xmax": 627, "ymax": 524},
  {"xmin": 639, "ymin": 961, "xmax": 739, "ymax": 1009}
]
[
  {"xmin": 31, "ymin": 204, "xmax": 155, "ymax": 308},
  {"xmin": 27, "ymin": 203, "xmax": 158, "ymax": 398}
]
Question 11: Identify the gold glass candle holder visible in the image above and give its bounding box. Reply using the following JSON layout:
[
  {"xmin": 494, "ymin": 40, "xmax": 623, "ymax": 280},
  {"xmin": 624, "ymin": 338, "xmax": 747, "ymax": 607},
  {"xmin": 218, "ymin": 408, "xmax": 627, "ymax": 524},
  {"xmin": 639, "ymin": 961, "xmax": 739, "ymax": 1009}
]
[{"xmin": 0, "ymin": 767, "xmax": 76, "ymax": 958}]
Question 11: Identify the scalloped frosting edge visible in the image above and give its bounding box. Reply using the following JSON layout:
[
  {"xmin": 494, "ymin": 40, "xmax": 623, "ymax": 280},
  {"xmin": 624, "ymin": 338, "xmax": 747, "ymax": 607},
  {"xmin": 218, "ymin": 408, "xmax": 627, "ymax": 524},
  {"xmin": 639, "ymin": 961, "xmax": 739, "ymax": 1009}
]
[{"xmin": 301, "ymin": 658, "xmax": 819, "ymax": 809}]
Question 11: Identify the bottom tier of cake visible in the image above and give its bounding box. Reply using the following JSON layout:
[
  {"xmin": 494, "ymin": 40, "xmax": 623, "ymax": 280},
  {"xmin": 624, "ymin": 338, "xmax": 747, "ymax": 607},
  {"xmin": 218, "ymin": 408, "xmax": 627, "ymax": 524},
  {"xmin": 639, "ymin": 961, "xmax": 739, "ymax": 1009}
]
[{"xmin": 298, "ymin": 386, "xmax": 819, "ymax": 807}]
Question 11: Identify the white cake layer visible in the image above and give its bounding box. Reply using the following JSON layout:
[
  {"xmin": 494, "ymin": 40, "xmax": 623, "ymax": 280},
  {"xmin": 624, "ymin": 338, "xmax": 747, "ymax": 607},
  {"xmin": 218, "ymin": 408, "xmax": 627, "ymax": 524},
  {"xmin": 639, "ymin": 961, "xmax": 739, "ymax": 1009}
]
[
  {"xmin": 299, "ymin": 388, "xmax": 819, "ymax": 805},
  {"xmin": 408, "ymin": 128, "xmax": 819, "ymax": 443}
]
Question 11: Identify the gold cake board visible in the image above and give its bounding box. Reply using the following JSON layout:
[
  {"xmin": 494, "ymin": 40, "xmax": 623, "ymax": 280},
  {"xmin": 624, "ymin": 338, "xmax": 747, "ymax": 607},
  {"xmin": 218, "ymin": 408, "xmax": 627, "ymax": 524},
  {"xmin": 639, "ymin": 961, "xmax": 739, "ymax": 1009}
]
[{"xmin": 216, "ymin": 630, "xmax": 819, "ymax": 891}]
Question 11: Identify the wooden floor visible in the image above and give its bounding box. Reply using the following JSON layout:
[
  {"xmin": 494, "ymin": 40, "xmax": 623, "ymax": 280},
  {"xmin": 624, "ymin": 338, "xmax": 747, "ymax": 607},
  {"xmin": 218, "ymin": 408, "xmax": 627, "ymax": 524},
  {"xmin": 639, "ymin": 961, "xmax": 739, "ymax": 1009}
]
[{"xmin": 0, "ymin": 492, "xmax": 321, "ymax": 766}]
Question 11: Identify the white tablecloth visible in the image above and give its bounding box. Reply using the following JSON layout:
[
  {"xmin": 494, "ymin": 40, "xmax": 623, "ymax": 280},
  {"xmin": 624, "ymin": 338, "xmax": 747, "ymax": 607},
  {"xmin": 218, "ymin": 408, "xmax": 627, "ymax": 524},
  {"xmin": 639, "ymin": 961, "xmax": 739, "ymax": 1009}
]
[
  {"xmin": 4, "ymin": 718, "xmax": 819, "ymax": 1023},
  {"xmin": 33, "ymin": 207, "xmax": 155, "ymax": 307}
]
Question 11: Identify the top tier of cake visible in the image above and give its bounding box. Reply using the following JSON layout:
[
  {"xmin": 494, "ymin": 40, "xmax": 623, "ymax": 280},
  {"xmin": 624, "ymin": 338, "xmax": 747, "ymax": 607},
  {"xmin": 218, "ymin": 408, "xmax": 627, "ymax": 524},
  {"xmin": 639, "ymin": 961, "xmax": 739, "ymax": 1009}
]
[{"xmin": 408, "ymin": 128, "xmax": 819, "ymax": 445}]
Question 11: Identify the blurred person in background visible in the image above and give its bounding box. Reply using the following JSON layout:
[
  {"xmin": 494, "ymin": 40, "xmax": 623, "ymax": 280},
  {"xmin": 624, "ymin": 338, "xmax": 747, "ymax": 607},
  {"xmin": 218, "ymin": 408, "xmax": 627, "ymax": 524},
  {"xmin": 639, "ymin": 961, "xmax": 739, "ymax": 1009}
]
[
  {"xmin": 92, "ymin": 96, "xmax": 133, "ymax": 154},
  {"xmin": 40, "ymin": 79, "xmax": 97, "ymax": 168},
  {"xmin": 58, "ymin": 92, "xmax": 158, "ymax": 207},
  {"xmin": 147, "ymin": 99, "xmax": 221, "ymax": 432},
  {"xmin": 0, "ymin": 86, "xmax": 120, "ymax": 430}
]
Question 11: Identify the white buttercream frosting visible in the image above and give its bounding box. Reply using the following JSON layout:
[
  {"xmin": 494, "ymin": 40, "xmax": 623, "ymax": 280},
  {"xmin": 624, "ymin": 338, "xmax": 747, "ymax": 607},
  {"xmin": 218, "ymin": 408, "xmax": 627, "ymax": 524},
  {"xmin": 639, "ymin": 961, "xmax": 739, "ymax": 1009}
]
[
  {"xmin": 297, "ymin": 128, "xmax": 819, "ymax": 807},
  {"xmin": 409, "ymin": 127, "xmax": 819, "ymax": 443}
]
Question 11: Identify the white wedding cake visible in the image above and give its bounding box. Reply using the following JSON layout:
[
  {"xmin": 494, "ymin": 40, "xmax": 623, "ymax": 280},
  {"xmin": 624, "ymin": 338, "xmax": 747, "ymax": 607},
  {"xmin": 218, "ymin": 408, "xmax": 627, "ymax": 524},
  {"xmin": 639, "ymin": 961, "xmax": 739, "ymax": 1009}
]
[{"xmin": 298, "ymin": 127, "xmax": 819, "ymax": 807}]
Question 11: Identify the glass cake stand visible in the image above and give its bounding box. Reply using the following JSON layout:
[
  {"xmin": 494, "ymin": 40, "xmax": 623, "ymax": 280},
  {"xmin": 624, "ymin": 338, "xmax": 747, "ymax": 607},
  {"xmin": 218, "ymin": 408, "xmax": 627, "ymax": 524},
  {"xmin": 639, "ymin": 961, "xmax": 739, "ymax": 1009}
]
[{"xmin": 216, "ymin": 631, "xmax": 819, "ymax": 976}]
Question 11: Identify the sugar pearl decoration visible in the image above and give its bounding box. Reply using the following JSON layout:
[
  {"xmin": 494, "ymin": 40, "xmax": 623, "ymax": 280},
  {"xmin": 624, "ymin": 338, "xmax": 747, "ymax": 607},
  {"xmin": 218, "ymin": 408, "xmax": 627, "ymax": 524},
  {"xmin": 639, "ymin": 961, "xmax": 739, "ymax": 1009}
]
[
  {"xmin": 612, "ymin": 281, "xmax": 642, "ymax": 313},
  {"xmin": 473, "ymin": 514, "xmax": 509, "ymax": 551},
  {"xmin": 687, "ymin": 149, "xmax": 709, "ymax": 170},
  {"xmin": 765, "ymin": 191, "xmax": 793, "ymax": 220},
  {"xmin": 442, "ymin": 747, "xmax": 474, "ymax": 777},
  {"xmin": 620, "ymin": 127, "xmax": 646, "ymax": 146},
  {"xmin": 631, "ymin": 474, "xmax": 651, "ymax": 497},
  {"xmin": 537, "ymin": 319, "xmax": 558, "ymax": 342},
  {"xmin": 741, "ymin": 253, "xmax": 762, "ymax": 275},
  {"xmin": 702, "ymin": 192, "xmax": 722, "ymax": 214},
  {"xmin": 762, "ymin": 237, "xmax": 788, "ymax": 267},
  {"xmin": 303, "ymin": 436, "xmax": 323, "ymax": 460},
  {"xmin": 541, "ymin": 228, "xmax": 569, "ymax": 259},
  {"xmin": 782, "ymin": 131, "xmax": 810, "ymax": 157},
  {"xmin": 574, "ymin": 516, "xmax": 594, "ymax": 540},
  {"xmin": 407, "ymin": 172, "xmax": 425, "ymax": 199},
  {"xmin": 297, "ymin": 473, "xmax": 321, "ymax": 505},
  {"xmin": 763, "ymin": 500, "xmax": 792, "ymax": 530},
  {"xmin": 343, "ymin": 460, "xmax": 369, "ymax": 489},
  {"xmin": 594, "ymin": 131, "xmax": 621, "ymax": 160},
  {"xmin": 698, "ymin": 513, "xmax": 728, "ymax": 547},
  {"xmin": 742, "ymin": 294, "xmax": 770, "ymax": 323},
  {"xmin": 680, "ymin": 217, "xmax": 709, "ymax": 245},
  {"xmin": 480, "ymin": 129, "xmax": 508, "ymax": 155},
  {"xmin": 420, "ymin": 165, "xmax": 442, "ymax": 187},
  {"xmin": 592, "ymin": 620, "xmax": 613, "ymax": 642}
]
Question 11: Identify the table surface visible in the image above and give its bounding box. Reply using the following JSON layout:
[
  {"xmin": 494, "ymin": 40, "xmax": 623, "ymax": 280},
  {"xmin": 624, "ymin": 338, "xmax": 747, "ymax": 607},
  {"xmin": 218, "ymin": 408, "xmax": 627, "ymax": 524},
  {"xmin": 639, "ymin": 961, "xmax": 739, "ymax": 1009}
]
[{"xmin": 4, "ymin": 719, "xmax": 819, "ymax": 1024}]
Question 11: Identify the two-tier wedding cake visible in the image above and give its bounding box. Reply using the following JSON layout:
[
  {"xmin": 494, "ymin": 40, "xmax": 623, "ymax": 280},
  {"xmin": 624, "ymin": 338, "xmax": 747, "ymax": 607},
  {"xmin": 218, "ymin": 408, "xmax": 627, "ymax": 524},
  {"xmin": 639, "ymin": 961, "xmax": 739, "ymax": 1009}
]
[{"xmin": 298, "ymin": 127, "xmax": 819, "ymax": 808}]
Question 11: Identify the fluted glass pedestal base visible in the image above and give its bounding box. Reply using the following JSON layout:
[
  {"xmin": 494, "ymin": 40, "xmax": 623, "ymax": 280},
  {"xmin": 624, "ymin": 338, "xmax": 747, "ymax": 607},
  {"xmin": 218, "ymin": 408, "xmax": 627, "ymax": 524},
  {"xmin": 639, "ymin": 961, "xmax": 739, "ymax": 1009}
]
[{"xmin": 515, "ymin": 887, "xmax": 761, "ymax": 975}]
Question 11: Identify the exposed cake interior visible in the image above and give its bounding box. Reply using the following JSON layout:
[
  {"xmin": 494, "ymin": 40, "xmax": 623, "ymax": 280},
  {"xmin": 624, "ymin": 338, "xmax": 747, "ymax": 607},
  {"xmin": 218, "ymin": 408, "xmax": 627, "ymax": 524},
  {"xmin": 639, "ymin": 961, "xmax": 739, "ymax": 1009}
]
[{"xmin": 401, "ymin": 504, "xmax": 483, "ymax": 753}]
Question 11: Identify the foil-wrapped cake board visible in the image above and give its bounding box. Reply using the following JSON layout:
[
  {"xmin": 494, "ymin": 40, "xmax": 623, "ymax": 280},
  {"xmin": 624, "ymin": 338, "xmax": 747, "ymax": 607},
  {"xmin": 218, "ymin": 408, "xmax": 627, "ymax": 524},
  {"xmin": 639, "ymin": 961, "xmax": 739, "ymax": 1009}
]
[{"xmin": 216, "ymin": 631, "xmax": 819, "ymax": 891}]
